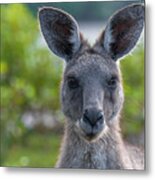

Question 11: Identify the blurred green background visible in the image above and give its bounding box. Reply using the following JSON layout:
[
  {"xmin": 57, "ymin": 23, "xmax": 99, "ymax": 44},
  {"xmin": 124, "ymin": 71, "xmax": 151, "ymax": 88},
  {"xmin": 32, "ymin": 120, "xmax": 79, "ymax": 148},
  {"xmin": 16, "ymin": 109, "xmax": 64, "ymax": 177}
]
[{"xmin": 0, "ymin": 1, "xmax": 144, "ymax": 167}]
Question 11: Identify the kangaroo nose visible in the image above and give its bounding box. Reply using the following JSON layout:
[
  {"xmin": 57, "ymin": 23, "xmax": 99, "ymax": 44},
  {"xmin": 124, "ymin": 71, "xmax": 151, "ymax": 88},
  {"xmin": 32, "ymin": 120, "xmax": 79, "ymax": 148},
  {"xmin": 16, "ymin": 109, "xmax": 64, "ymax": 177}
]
[{"xmin": 83, "ymin": 108, "xmax": 104, "ymax": 127}]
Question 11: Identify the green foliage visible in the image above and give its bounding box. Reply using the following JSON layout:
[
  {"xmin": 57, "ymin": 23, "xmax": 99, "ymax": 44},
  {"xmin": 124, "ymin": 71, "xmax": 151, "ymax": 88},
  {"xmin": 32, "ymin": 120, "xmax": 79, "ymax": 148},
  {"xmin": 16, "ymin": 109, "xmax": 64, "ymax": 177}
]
[
  {"xmin": 120, "ymin": 44, "xmax": 144, "ymax": 136},
  {"xmin": 3, "ymin": 132, "xmax": 61, "ymax": 167},
  {"xmin": 0, "ymin": 4, "xmax": 63, "ymax": 165},
  {"xmin": 1, "ymin": 4, "xmax": 63, "ymax": 110}
]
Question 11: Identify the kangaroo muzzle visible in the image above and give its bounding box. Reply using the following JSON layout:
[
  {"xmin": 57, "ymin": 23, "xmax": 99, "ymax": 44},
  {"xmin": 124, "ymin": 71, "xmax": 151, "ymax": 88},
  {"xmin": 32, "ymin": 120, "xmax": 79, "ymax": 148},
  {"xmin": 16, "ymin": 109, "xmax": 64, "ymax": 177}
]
[{"xmin": 80, "ymin": 107, "xmax": 105, "ymax": 140}]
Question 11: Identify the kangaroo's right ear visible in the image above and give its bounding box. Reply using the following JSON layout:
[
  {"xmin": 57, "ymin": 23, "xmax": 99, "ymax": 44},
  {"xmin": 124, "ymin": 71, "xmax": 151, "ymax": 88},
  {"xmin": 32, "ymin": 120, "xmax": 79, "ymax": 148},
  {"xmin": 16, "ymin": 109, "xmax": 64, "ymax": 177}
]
[{"xmin": 39, "ymin": 7, "xmax": 81, "ymax": 61}]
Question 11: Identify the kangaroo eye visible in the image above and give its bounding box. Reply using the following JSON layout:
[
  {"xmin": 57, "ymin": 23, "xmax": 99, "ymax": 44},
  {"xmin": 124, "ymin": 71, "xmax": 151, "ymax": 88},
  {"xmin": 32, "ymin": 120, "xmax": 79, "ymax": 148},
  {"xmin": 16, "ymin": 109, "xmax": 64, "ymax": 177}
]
[
  {"xmin": 67, "ymin": 77, "xmax": 79, "ymax": 89},
  {"xmin": 107, "ymin": 76, "xmax": 117, "ymax": 89}
]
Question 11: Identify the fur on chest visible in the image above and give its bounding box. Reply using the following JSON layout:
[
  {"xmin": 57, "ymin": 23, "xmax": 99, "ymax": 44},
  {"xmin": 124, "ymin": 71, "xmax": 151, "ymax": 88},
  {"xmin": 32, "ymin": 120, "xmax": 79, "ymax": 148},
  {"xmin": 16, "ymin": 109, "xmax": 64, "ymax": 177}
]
[{"xmin": 67, "ymin": 144, "xmax": 122, "ymax": 169}]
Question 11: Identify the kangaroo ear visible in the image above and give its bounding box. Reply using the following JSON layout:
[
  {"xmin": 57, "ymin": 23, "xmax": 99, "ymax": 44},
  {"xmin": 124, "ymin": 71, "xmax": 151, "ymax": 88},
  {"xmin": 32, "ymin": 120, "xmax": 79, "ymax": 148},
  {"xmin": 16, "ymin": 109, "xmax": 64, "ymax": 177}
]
[
  {"xmin": 39, "ymin": 7, "xmax": 81, "ymax": 61},
  {"xmin": 95, "ymin": 4, "xmax": 144, "ymax": 61}
]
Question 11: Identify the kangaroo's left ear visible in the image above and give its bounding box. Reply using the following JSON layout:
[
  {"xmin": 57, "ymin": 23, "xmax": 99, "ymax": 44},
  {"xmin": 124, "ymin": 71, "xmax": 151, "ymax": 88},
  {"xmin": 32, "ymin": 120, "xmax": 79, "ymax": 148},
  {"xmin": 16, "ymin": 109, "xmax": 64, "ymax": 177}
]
[{"xmin": 95, "ymin": 4, "xmax": 144, "ymax": 61}]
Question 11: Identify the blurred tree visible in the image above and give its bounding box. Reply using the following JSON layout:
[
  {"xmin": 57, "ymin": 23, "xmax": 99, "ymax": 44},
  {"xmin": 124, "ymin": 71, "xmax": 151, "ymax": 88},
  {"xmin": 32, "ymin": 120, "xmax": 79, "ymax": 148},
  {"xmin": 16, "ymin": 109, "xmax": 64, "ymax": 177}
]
[
  {"xmin": 26, "ymin": 1, "xmax": 143, "ymax": 22},
  {"xmin": 0, "ymin": 4, "xmax": 63, "ymax": 165},
  {"xmin": 121, "ymin": 44, "xmax": 144, "ymax": 141}
]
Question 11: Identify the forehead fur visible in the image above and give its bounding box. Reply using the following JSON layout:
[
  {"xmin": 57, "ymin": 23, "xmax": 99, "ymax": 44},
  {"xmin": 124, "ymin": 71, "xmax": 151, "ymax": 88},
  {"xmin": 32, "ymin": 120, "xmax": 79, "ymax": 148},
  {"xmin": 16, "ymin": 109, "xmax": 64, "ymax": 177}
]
[{"xmin": 64, "ymin": 50, "xmax": 119, "ymax": 78}]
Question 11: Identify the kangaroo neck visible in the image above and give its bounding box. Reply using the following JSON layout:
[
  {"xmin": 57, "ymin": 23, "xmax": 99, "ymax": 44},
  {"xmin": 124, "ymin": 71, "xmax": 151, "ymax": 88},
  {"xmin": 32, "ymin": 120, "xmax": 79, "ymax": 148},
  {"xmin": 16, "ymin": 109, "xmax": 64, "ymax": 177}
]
[{"xmin": 56, "ymin": 121, "xmax": 133, "ymax": 169}]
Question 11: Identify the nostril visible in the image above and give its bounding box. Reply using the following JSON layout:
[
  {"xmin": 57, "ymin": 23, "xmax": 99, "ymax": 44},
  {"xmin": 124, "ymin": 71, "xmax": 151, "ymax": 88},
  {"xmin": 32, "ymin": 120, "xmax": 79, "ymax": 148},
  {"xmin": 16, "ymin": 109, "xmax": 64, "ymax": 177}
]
[
  {"xmin": 97, "ymin": 111, "xmax": 104, "ymax": 121},
  {"xmin": 84, "ymin": 109, "xmax": 89, "ymax": 116},
  {"xmin": 83, "ymin": 109, "xmax": 104, "ymax": 126},
  {"xmin": 97, "ymin": 111, "xmax": 104, "ymax": 125},
  {"xmin": 83, "ymin": 111, "xmax": 90, "ymax": 123}
]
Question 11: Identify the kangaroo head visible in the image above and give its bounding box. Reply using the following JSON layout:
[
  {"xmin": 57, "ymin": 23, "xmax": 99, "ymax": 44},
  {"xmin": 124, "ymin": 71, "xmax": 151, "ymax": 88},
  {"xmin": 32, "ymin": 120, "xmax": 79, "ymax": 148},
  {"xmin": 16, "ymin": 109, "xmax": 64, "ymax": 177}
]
[{"xmin": 39, "ymin": 4, "xmax": 144, "ymax": 141}]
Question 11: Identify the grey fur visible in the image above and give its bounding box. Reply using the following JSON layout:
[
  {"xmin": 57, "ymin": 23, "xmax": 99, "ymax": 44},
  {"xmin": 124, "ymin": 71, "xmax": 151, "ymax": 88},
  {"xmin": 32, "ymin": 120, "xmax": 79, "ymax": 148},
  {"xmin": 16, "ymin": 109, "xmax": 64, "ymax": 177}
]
[
  {"xmin": 38, "ymin": 4, "xmax": 144, "ymax": 170},
  {"xmin": 39, "ymin": 7, "xmax": 81, "ymax": 60}
]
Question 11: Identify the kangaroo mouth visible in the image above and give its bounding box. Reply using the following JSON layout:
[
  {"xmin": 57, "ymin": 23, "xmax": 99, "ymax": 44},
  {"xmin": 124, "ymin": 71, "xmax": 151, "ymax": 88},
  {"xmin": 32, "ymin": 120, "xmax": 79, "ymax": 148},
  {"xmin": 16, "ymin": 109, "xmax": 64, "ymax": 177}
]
[
  {"xmin": 79, "ymin": 118, "xmax": 105, "ymax": 141},
  {"xmin": 84, "ymin": 132, "xmax": 100, "ymax": 141}
]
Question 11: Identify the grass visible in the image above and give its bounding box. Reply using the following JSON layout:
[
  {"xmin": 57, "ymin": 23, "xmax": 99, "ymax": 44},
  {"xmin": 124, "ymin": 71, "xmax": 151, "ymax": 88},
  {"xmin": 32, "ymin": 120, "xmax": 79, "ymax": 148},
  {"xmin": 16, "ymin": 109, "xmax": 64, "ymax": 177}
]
[{"xmin": 2, "ymin": 131, "xmax": 62, "ymax": 167}]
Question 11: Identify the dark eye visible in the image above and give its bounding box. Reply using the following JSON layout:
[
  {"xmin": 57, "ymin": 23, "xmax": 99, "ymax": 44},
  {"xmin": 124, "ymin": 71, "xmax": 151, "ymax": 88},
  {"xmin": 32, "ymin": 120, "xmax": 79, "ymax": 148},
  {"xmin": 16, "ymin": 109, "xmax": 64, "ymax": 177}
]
[
  {"xmin": 67, "ymin": 77, "xmax": 79, "ymax": 89},
  {"xmin": 107, "ymin": 76, "xmax": 117, "ymax": 89}
]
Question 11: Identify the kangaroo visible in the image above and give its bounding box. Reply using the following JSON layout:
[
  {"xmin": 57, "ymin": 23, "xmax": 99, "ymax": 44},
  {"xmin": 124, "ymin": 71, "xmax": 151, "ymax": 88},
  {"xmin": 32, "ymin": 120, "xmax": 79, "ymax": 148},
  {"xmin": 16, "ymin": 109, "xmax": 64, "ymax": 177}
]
[{"xmin": 38, "ymin": 4, "xmax": 144, "ymax": 169}]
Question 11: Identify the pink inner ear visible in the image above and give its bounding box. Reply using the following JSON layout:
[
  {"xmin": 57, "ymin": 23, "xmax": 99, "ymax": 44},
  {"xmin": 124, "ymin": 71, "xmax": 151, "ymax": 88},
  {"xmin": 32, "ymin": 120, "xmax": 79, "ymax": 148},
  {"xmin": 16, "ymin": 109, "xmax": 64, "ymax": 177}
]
[
  {"xmin": 52, "ymin": 19, "xmax": 72, "ymax": 37},
  {"xmin": 112, "ymin": 19, "xmax": 136, "ymax": 38},
  {"xmin": 111, "ymin": 19, "xmax": 136, "ymax": 54},
  {"xmin": 116, "ymin": 20, "xmax": 135, "ymax": 32}
]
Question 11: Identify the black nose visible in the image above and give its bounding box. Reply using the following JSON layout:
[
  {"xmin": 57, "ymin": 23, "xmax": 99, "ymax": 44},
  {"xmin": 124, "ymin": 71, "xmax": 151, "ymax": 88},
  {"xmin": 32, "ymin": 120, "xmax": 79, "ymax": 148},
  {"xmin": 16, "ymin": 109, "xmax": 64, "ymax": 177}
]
[{"xmin": 83, "ymin": 108, "xmax": 104, "ymax": 127}]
